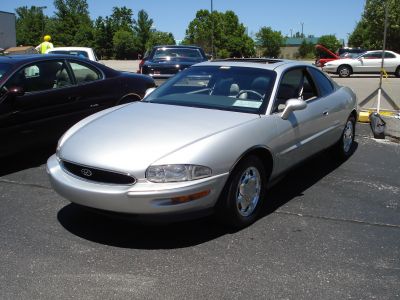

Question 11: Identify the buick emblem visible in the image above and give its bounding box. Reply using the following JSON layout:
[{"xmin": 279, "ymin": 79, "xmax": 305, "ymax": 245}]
[{"xmin": 81, "ymin": 168, "xmax": 93, "ymax": 177}]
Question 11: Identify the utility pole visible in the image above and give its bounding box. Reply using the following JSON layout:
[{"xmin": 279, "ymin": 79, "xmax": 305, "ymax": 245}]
[
  {"xmin": 211, "ymin": 0, "xmax": 214, "ymax": 59},
  {"xmin": 290, "ymin": 29, "xmax": 293, "ymax": 38},
  {"xmin": 377, "ymin": 0, "xmax": 388, "ymax": 113},
  {"xmin": 38, "ymin": 6, "xmax": 47, "ymax": 35},
  {"xmin": 300, "ymin": 22, "xmax": 304, "ymax": 38}
]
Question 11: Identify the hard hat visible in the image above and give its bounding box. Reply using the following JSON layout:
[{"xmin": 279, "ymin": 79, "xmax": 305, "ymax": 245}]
[{"xmin": 44, "ymin": 35, "xmax": 51, "ymax": 42}]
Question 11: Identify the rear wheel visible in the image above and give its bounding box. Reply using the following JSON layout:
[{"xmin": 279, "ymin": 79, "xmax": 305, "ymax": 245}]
[
  {"xmin": 332, "ymin": 115, "xmax": 356, "ymax": 160},
  {"xmin": 216, "ymin": 155, "xmax": 267, "ymax": 229},
  {"xmin": 338, "ymin": 65, "xmax": 351, "ymax": 78}
]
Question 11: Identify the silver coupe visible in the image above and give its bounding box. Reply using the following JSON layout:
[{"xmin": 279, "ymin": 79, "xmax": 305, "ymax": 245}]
[{"xmin": 47, "ymin": 59, "xmax": 357, "ymax": 228}]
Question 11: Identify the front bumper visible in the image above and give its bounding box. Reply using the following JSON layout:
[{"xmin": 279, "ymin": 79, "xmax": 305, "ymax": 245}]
[
  {"xmin": 322, "ymin": 66, "xmax": 338, "ymax": 73},
  {"xmin": 47, "ymin": 154, "xmax": 229, "ymax": 216}
]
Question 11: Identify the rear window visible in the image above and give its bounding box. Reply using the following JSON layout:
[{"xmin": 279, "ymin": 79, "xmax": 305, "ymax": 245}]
[
  {"xmin": 153, "ymin": 48, "xmax": 204, "ymax": 60},
  {"xmin": 0, "ymin": 63, "xmax": 12, "ymax": 79}
]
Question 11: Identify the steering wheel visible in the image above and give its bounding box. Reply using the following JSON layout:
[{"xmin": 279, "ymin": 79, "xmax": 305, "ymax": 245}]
[{"xmin": 236, "ymin": 90, "xmax": 263, "ymax": 100}]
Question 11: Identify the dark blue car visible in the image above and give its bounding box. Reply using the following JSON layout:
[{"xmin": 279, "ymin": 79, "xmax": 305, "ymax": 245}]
[{"xmin": 138, "ymin": 45, "xmax": 208, "ymax": 78}]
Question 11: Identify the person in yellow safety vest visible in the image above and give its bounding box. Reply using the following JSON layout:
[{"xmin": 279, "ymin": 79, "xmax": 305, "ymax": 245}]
[{"xmin": 35, "ymin": 35, "xmax": 54, "ymax": 54}]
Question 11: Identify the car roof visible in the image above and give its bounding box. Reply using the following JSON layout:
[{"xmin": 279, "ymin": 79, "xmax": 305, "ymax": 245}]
[
  {"xmin": 153, "ymin": 45, "xmax": 203, "ymax": 49},
  {"xmin": 0, "ymin": 54, "xmax": 96, "ymax": 65},
  {"xmin": 194, "ymin": 58, "xmax": 308, "ymax": 71}
]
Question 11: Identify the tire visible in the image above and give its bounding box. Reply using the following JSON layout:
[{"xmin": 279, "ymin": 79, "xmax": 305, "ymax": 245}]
[
  {"xmin": 118, "ymin": 95, "xmax": 141, "ymax": 105},
  {"xmin": 395, "ymin": 66, "xmax": 400, "ymax": 78},
  {"xmin": 216, "ymin": 155, "xmax": 267, "ymax": 229},
  {"xmin": 332, "ymin": 115, "xmax": 356, "ymax": 160},
  {"xmin": 338, "ymin": 65, "xmax": 351, "ymax": 78}
]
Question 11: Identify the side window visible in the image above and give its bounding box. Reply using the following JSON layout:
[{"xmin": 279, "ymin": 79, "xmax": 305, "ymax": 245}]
[
  {"xmin": 69, "ymin": 61, "xmax": 101, "ymax": 84},
  {"xmin": 5, "ymin": 60, "xmax": 72, "ymax": 92},
  {"xmin": 274, "ymin": 68, "xmax": 317, "ymax": 112},
  {"xmin": 308, "ymin": 68, "xmax": 334, "ymax": 97},
  {"xmin": 384, "ymin": 52, "xmax": 395, "ymax": 58}
]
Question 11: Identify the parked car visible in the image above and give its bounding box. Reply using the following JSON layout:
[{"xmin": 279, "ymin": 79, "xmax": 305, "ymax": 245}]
[
  {"xmin": 0, "ymin": 54, "xmax": 155, "ymax": 157},
  {"xmin": 47, "ymin": 58, "xmax": 357, "ymax": 229},
  {"xmin": 138, "ymin": 45, "xmax": 208, "ymax": 78},
  {"xmin": 46, "ymin": 47, "xmax": 99, "ymax": 61},
  {"xmin": 323, "ymin": 50, "xmax": 400, "ymax": 77},
  {"xmin": 315, "ymin": 45, "xmax": 367, "ymax": 67}
]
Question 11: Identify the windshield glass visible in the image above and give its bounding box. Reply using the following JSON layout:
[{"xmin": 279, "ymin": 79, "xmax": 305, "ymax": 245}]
[
  {"xmin": 145, "ymin": 66, "xmax": 276, "ymax": 114},
  {"xmin": 49, "ymin": 50, "xmax": 89, "ymax": 59},
  {"xmin": 0, "ymin": 63, "xmax": 12, "ymax": 79},
  {"xmin": 153, "ymin": 48, "xmax": 204, "ymax": 61}
]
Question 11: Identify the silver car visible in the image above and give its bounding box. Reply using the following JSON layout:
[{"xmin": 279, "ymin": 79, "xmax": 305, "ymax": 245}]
[
  {"xmin": 322, "ymin": 50, "xmax": 400, "ymax": 78},
  {"xmin": 47, "ymin": 59, "xmax": 357, "ymax": 228}
]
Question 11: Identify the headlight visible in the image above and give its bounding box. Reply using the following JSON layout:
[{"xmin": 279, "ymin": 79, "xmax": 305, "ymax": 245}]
[{"xmin": 146, "ymin": 164, "xmax": 212, "ymax": 183}]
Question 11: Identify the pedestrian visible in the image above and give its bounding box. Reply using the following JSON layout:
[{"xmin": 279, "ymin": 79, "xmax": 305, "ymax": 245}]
[{"xmin": 35, "ymin": 35, "xmax": 54, "ymax": 54}]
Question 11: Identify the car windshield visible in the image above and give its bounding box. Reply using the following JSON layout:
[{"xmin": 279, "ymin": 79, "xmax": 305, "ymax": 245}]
[
  {"xmin": 145, "ymin": 66, "xmax": 276, "ymax": 114},
  {"xmin": 0, "ymin": 63, "xmax": 12, "ymax": 79},
  {"xmin": 153, "ymin": 48, "xmax": 204, "ymax": 61}
]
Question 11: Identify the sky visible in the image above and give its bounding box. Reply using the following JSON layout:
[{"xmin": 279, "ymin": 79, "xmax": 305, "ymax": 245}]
[{"xmin": 2, "ymin": 0, "xmax": 366, "ymax": 42}]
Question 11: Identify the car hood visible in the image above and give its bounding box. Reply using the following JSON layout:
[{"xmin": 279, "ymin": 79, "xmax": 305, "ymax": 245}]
[{"xmin": 59, "ymin": 102, "xmax": 259, "ymax": 173}]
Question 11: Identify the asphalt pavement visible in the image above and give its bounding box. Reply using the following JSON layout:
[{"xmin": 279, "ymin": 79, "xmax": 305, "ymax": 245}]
[{"xmin": 0, "ymin": 124, "xmax": 399, "ymax": 299}]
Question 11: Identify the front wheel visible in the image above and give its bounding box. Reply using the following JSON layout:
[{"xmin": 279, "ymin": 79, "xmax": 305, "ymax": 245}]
[
  {"xmin": 338, "ymin": 65, "xmax": 351, "ymax": 78},
  {"xmin": 395, "ymin": 66, "xmax": 400, "ymax": 78},
  {"xmin": 332, "ymin": 115, "xmax": 356, "ymax": 160},
  {"xmin": 216, "ymin": 155, "xmax": 267, "ymax": 229}
]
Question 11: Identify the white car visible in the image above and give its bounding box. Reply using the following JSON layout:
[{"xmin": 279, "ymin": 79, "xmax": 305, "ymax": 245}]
[
  {"xmin": 46, "ymin": 47, "xmax": 99, "ymax": 62},
  {"xmin": 323, "ymin": 50, "xmax": 400, "ymax": 78}
]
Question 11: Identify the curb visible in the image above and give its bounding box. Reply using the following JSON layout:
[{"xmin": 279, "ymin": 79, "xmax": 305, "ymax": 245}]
[{"xmin": 358, "ymin": 109, "xmax": 399, "ymax": 123}]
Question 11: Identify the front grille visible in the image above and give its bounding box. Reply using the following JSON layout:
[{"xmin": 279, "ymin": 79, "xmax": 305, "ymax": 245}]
[{"xmin": 61, "ymin": 160, "xmax": 136, "ymax": 185}]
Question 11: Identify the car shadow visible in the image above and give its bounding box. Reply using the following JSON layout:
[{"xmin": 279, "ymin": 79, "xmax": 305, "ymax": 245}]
[
  {"xmin": 57, "ymin": 142, "xmax": 358, "ymax": 249},
  {"xmin": 0, "ymin": 144, "xmax": 56, "ymax": 176}
]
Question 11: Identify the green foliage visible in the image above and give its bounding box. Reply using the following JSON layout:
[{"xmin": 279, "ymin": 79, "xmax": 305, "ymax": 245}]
[
  {"xmin": 93, "ymin": 16, "xmax": 114, "ymax": 59},
  {"xmin": 146, "ymin": 31, "xmax": 175, "ymax": 50},
  {"xmin": 113, "ymin": 30, "xmax": 139, "ymax": 59},
  {"xmin": 15, "ymin": 6, "xmax": 48, "ymax": 46},
  {"xmin": 255, "ymin": 27, "xmax": 284, "ymax": 58},
  {"xmin": 297, "ymin": 39, "xmax": 315, "ymax": 58},
  {"xmin": 317, "ymin": 35, "xmax": 342, "ymax": 53},
  {"xmin": 52, "ymin": 0, "xmax": 94, "ymax": 47},
  {"xmin": 349, "ymin": 0, "xmax": 400, "ymax": 52},
  {"xmin": 110, "ymin": 6, "xmax": 134, "ymax": 32},
  {"xmin": 134, "ymin": 10, "xmax": 153, "ymax": 55},
  {"xmin": 183, "ymin": 10, "xmax": 254, "ymax": 58}
]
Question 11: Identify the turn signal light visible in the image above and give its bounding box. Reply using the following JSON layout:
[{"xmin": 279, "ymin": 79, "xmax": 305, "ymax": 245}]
[{"xmin": 171, "ymin": 190, "xmax": 210, "ymax": 204}]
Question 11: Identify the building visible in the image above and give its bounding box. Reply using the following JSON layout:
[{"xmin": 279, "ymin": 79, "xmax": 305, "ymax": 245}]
[
  {"xmin": 0, "ymin": 11, "xmax": 16, "ymax": 50},
  {"xmin": 280, "ymin": 37, "xmax": 320, "ymax": 59}
]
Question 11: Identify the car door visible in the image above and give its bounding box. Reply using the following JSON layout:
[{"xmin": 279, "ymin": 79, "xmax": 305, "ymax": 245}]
[
  {"xmin": 357, "ymin": 52, "xmax": 382, "ymax": 73},
  {"xmin": 271, "ymin": 67, "xmax": 336, "ymax": 174},
  {"xmin": 382, "ymin": 52, "xmax": 398, "ymax": 72},
  {"xmin": 0, "ymin": 59, "xmax": 83, "ymax": 154},
  {"xmin": 66, "ymin": 59, "xmax": 117, "ymax": 113}
]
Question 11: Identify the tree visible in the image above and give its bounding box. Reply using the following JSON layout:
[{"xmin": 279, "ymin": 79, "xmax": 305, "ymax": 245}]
[
  {"xmin": 93, "ymin": 16, "xmax": 114, "ymax": 59},
  {"xmin": 52, "ymin": 0, "xmax": 94, "ymax": 46},
  {"xmin": 317, "ymin": 35, "xmax": 342, "ymax": 53},
  {"xmin": 183, "ymin": 10, "xmax": 254, "ymax": 58},
  {"xmin": 146, "ymin": 31, "xmax": 175, "ymax": 50},
  {"xmin": 15, "ymin": 6, "xmax": 48, "ymax": 46},
  {"xmin": 255, "ymin": 27, "xmax": 284, "ymax": 58},
  {"xmin": 134, "ymin": 10, "xmax": 153, "ymax": 56},
  {"xmin": 110, "ymin": 6, "xmax": 134, "ymax": 32},
  {"xmin": 113, "ymin": 29, "xmax": 139, "ymax": 59},
  {"xmin": 349, "ymin": 0, "xmax": 400, "ymax": 52},
  {"xmin": 297, "ymin": 39, "xmax": 315, "ymax": 58}
]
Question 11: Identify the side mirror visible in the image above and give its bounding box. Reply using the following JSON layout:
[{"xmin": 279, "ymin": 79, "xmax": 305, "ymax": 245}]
[
  {"xmin": 144, "ymin": 87, "xmax": 156, "ymax": 98},
  {"xmin": 281, "ymin": 99, "xmax": 307, "ymax": 120}
]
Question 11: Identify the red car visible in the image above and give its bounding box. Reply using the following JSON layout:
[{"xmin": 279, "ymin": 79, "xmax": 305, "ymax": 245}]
[{"xmin": 315, "ymin": 44, "xmax": 339, "ymax": 67}]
